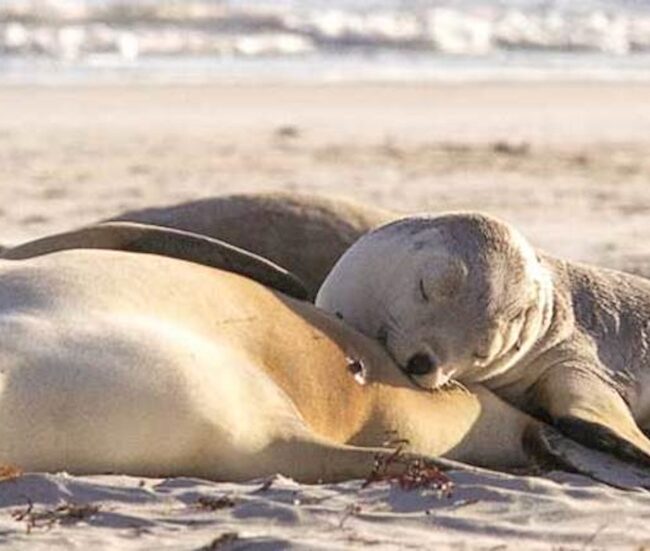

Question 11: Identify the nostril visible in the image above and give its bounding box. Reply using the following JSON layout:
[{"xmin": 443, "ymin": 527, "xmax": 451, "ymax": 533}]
[{"xmin": 405, "ymin": 353, "xmax": 436, "ymax": 376}]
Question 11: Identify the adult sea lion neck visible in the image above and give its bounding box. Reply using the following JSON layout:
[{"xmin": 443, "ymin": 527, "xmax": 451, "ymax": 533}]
[
  {"xmin": 256, "ymin": 294, "xmax": 533, "ymax": 466},
  {"xmin": 254, "ymin": 291, "xmax": 416, "ymax": 444}
]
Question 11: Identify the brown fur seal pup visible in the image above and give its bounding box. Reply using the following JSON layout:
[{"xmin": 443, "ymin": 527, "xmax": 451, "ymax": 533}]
[
  {"xmin": 0, "ymin": 248, "xmax": 607, "ymax": 484},
  {"xmin": 110, "ymin": 191, "xmax": 397, "ymax": 299},
  {"xmin": 316, "ymin": 212, "xmax": 650, "ymax": 467}
]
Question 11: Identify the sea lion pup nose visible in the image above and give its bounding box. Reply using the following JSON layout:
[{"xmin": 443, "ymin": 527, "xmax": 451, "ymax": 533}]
[{"xmin": 317, "ymin": 211, "xmax": 650, "ymax": 469}]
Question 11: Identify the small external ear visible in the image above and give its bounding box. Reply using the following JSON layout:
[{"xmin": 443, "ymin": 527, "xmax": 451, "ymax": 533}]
[{"xmin": 420, "ymin": 255, "xmax": 468, "ymax": 302}]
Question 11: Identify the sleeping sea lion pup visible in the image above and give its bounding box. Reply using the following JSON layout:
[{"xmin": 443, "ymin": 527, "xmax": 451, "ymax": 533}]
[
  {"xmin": 0, "ymin": 248, "xmax": 615, "ymax": 484},
  {"xmin": 316, "ymin": 212, "xmax": 650, "ymax": 467}
]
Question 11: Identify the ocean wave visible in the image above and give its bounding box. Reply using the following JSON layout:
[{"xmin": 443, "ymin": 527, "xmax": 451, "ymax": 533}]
[{"xmin": 1, "ymin": 2, "xmax": 650, "ymax": 59}]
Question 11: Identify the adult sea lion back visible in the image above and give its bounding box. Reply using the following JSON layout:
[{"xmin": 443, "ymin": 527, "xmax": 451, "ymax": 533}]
[
  {"xmin": 2, "ymin": 222, "xmax": 308, "ymax": 300},
  {"xmin": 111, "ymin": 191, "xmax": 397, "ymax": 298},
  {"xmin": 0, "ymin": 249, "xmax": 535, "ymax": 482}
]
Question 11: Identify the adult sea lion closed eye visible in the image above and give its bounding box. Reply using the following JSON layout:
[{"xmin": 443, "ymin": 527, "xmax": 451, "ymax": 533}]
[
  {"xmin": 2, "ymin": 248, "xmax": 636, "ymax": 487},
  {"xmin": 316, "ymin": 212, "xmax": 650, "ymax": 467}
]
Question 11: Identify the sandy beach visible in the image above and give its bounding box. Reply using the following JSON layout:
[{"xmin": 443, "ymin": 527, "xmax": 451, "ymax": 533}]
[
  {"xmin": 2, "ymin": 82, "xmax": 650, "ymax": 273},
  {"xmin": 2, "ymin": 81, "xmax": 650, "ymax": 549}
]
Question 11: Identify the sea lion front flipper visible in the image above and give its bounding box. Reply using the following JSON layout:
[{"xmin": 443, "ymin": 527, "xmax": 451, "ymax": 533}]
[
  {"xmin": 535, "ymin": 424, "xmax": 650, "ymax": 491},
  {"xmin": 2, "ymin": 222, "xmax": 308, "ymax": 300},
  {"xmin": 533, "ymin": 363, "xmax": 650, "ymax": 466}
]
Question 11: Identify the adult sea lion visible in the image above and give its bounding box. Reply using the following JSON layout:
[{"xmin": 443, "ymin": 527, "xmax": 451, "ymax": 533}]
[
  {"xmin": 3, "ymin": 192, "xmax": 395, "ymax": 301},
  {"xmin": 0, "ymin": 248, "xmax": 624, "ymax": 485},
  {"xmin": 316, "ymin": 212, "xmax": 650, "ymax": 467}
]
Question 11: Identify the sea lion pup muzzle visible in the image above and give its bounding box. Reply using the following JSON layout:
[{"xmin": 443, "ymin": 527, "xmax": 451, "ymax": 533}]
[
  {"xmin": 317, "ymin": 211, "xmax": 650, "ymax": 469},
  {"xmin": 317, "ymin": 213, "xmax": 554, "ymax": 390}
]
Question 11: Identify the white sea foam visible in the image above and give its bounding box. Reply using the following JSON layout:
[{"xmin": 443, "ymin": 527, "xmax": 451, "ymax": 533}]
[{"xmin": 1, "ymin": 1, "xmax": 650, "ymax": 82}]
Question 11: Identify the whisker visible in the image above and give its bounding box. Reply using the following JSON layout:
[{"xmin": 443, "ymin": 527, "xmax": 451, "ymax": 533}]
[{"xmin": 448, "ymin": 379, "xmax": 471, "ymax": 395}]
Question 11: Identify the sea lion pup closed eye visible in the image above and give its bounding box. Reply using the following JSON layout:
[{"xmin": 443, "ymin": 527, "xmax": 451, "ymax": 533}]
[
  {"xmin": 0, "ymin": 248, "xmax": 621, "ymax": 485},
  {"xmin": 316, "ymin": 212, "xmax": 650, "ymax": 468}
]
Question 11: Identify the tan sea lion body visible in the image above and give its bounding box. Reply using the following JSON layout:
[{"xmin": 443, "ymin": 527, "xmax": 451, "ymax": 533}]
[
  {"xmin": 316, "ymin": 213, "xmax": 650, "ymax": 466},
  {"xmin": 0, "ymin": 249, "xmax": 548, "ymax": 482}
]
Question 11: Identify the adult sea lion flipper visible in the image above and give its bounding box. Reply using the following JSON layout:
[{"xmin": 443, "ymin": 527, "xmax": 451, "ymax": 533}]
[
  {"xmin": 533, "ymin": 358, "xmax": 650, "ymax": 467},
  {"xmin": 2, "ymin": 222, "xmax": 308, "ymax": 300}
]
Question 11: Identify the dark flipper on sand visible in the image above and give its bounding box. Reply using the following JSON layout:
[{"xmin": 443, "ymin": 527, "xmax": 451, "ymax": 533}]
[
  {"xmin": 533, "ymin": 363, "xmax": 650, "ymax": 469},
  {"xmin": 536, "ymin": 423, "xmax": 650, "ymax": 491},
  {"xmin": 2, "ymin": 222, "xmax": 308, "ymax": 300},
  {"xmin": 555, "ymin": 416, "xmax": 650, "ymax": 468}
]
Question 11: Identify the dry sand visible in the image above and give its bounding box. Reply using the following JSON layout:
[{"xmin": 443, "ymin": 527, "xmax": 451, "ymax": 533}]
[
  {"xmin": 2, "ymin": 81, "xmax": 650, "ymax": 549},
  {"xmin": 2, "ymin": 470, "xmax": 650, "ymax": 550}
]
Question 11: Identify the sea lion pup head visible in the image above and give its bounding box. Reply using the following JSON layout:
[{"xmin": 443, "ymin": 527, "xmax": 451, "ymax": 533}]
[{"xmin": 316, "ymin": 212, "xmax": 554, "ymax": 389}]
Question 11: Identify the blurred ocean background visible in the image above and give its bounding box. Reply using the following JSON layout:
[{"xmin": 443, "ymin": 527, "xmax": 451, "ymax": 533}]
[{"xmin": 1, "ymin": 0, "xmax": 649, "ymax": 83}]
